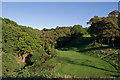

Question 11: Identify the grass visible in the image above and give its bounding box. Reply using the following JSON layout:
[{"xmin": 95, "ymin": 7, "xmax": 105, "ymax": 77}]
[
  {"xmin": 50, "ymin": 35, "xmax": 119, "ymax": 78},
  {"xmin": 51, "ymin": 51, "xmax": 118, "ymax": 78}
]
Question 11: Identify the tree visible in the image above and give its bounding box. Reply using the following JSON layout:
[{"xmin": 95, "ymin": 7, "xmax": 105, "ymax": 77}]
[
  {"xmin": 71, "ymin": 25, "xmax": 86, "ymax": 38},
  {"xmin": 87, "ymin": 10, "xmax": 120, "ymax": 46}
]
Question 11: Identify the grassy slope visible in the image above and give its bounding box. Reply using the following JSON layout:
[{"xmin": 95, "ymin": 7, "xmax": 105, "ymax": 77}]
[{"xmin": 50, "ymin": 35, "xmax": 118, "ymax": 78}]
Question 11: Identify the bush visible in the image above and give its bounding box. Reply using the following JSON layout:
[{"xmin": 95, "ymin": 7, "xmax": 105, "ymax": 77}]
[
  {"xmin": 2, "ymin": 52, "xmax": 21, "ymax": 77},
  {"xmin": 31, "ymin": 48, "xmax": 45, "ymax": 62}
]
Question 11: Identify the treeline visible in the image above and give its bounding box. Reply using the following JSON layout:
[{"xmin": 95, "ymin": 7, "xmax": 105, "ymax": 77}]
[
  {"xmin": 36, "ymin": 25, "xmax": 87, "ymax": 50},
  {"xmin": 87, "ymin": 10, "xmax": 120, "ymax": 47},
  {"xmin": 1, "ymin": 17, "xmax": 88, "ymax": 77}
]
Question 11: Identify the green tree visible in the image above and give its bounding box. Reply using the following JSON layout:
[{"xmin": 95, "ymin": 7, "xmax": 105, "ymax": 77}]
[
  {"xmin": 87, "ymin": 10, "xmax": 120, "ymax": 46},
  {"xmin": 71, "ymin": 25, "xmax": 86, "ymax": 38}
]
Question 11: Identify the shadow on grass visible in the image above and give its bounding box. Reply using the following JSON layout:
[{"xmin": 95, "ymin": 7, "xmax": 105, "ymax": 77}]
[
  {"xmin": 58, "ymin": 36, "xmax": 116, "ymax": 53},
  {"xmin": 110, "ymin": 75, "xmax": 120, "ymax": 77},
  {"xmin": 60, "ymin": 57, "xmax": 120, "ymax": 74},
  {"xmin": 57, "ymin": 36, "xmax": 120, "ymax": 78},
  {"xmin": 58, "ymin": 37, "xmax": 93, "ymax": 51},
  {"xmin": 77, "ymin": 46, "xmax": 111, "ymax": 53}
]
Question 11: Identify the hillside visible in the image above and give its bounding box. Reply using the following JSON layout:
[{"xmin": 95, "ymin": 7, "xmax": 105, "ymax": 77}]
[{"xmin": 1, "ymin": 10, "xmax": 120, "ymax": 79}]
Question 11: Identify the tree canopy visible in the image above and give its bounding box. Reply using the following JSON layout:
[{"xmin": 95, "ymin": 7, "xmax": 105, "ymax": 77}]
[{"xmin": 87, "ymin": 10, "xmax": 120, "ymax": 46}]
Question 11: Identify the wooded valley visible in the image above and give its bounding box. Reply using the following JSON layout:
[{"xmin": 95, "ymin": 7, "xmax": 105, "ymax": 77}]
[{"xmin": 1, "ymin": 10, "xmax": 120, "ymax": 79}]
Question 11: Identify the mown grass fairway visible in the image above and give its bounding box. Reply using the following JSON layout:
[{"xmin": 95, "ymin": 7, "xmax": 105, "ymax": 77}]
[
  {"xmin": 50, "ymin": 36, "xmax": 119, "ymax": 78},
  {"xmin": 54, "ymin": 51, "xmax": 117, "ymax": 78}
]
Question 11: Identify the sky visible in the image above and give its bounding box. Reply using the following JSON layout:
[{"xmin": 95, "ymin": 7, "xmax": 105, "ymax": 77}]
[
  {"xmin": 2, "ymin": 2, "xmax": 118, "ymax": 30},
  {"xmin": 1, "ymin": 0, "xmax": 120, "ymax": 2}
]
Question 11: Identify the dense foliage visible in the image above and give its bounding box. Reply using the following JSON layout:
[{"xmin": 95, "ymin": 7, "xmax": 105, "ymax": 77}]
[
  {"xmin": 87, "ymin": 10, "xmax": 120, "ymax": 47},
  {"xmin": 2, "ymin": 18, "xmax": 57, "ymax": 77},
  {"xmin": 1, "ymin": 18, "xmax": 87, "ymax": 78},
  {"xmin": 36, "ymin": 25, "xmax": 87, "ymax": 49}
]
